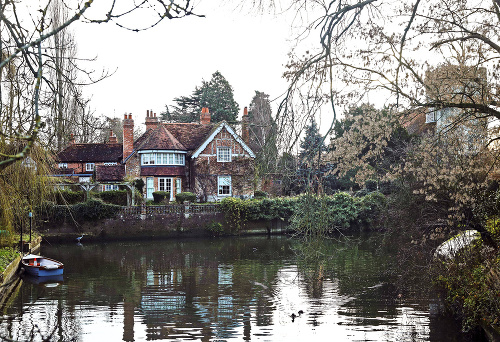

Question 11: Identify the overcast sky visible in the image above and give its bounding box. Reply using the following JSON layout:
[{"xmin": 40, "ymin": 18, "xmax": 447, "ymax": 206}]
[{"xmin": 73, "ymin": 1, "xmax": 302, "ymax": 133}]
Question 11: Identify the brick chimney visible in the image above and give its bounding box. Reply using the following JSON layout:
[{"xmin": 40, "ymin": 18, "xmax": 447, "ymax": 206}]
[
  {"xmin": 123, "ymin": 113, "xmax": 134, "ymax": 159},
  {"xmin": 108, "ymin": 130, "xmax": 117, "ymax": 143},
  {"xmin": 69, "ymin": 133, "xmax": 75, "ymax": 145},
  {"xmin": 242, "ymin": 107, "xmax": 249, "ymax": 144},
  {"xmin": 145, "ymin": 109, "xmax": 159, "ymax": 131},
  {"xmin": 200, "ymin": 107, "xmax": 211, "ymax": 125}
]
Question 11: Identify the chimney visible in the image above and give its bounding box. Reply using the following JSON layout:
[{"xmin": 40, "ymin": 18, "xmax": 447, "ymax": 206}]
[
  {"xmin": 242, "ymin": 107, "xmax": 249, "ymax": 144},
  {"xmin": 123, "ymin": 113, "xmax": 134, "ymax": 159},
  {"xmin": 69, "ymin": 133, "xmax": 75, "ymax": 145},
  {"xmin": 109, "ymin": 130, "xmax": 117, "ymax": 143},
  {"xmin": 145, "ymin": 108, "xmax": 159, "ymax": 131},
  {"xmin": 200, "ymin": 107, "xmax": 211, "ymax": 125}
]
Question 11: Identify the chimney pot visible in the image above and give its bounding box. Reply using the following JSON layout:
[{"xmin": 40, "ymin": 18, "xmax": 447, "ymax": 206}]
[
  {"xmin": 244, "ymin": 107, "xmax": 248, "ymax": 116},
  {"xmin": 147, "ymin": 110, "xmax": 149, "ymax": 117}
]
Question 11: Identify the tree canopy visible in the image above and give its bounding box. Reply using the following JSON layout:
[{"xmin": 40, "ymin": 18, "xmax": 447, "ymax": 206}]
[{"xmin": 162, "ymin": 71, "xmax": 240, "ymax": 123}]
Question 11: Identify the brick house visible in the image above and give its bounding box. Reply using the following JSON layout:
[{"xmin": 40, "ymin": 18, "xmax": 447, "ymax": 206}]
[{"xmin": 55, "ymin": 108, "xmax": 256, "ymax": 202}]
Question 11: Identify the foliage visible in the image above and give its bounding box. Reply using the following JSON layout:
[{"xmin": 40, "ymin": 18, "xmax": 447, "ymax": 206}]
[
  {"xmin": 299, "ymin": 118, "xmax": 326, "ymax": 166},
  {"xmin": 132, "ymin": 178, "xmax": 145, "ymax": 194},
  {"xmin": 53, "ymin": 190, "xmax": 85, "ymax": 204},
  {"xmin": 163, "ymin": 71, "xmax": 239, "ymax": 123},
  {"xmin": 40, "ymin": 199, "xmax": 120, "ymax": 222},
  {"xmin": 0, "ymin": 247, "xmax": 18, "ymax": 273},
  {"xmin": 152, "ymin": 191, "xmax": 170, "ymax": 204},
  {"xmin": 0, "ymin": 144, "xmax": 54, "ymax": 247},
  {"xmin": 175, "ymin": 192, "xmax": 197, "ymax": 203},
  {"xmin": 253, "ymin": 190, "xmax": 268, "ymax": 199},
  {"xmin": 220, "ymin": 197, "xmax": 247, "ymax": 234},
  {"xmin": 433, "ymin": 229, "xmax": 500, "ymax": 332},
  {"xmin": 248, "ymin": 91, "xmax": 278, "ymax": 175},
  {"xmin": 205, "ymin": 221, "xmax": 224, "ymax": 237},
  {"xmin": 93, "ymin": 190, "xmax": 127, "ymax": 206}
]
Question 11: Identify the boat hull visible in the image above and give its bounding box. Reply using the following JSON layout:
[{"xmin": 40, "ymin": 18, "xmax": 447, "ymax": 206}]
[{"xmin": 21, "ymin": 254, "xmax": 64, "ymax": 277}]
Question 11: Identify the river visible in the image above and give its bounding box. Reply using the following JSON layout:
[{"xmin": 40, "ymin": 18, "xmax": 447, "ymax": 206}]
[{"xmin": 0, "ymin": 235, "xmax": 474, "ymax": 341}]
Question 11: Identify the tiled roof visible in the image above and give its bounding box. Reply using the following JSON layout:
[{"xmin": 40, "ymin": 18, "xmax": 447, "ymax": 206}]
[
  {"xmin": 57, "ymin": 143, "xmax": 123, "ymax": 163},
  {"xmin": 136, "ymin": 125, "xmax": 187, "ymax": 151},
  {"xmin": 95, "ymin": 164, "xmax": 125, "ymax": 181},
  {"xmin": 134, "ymin": 123, "xmax": 215, "ymax": 152}
]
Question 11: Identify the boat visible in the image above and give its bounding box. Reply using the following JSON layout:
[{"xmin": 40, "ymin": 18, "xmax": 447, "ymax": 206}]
[{"xmin": 21, "ymin": 254, "xmax": 64, "ymax": 277}]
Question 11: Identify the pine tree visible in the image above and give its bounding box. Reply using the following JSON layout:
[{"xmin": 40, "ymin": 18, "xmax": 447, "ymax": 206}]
[
  {"xmin": 162, "ymin": 71, "xmax": 239, "ymax": 123},
  {"xmin": 299, "ymin": 118, "xmax": 325, "ymax": 166}
]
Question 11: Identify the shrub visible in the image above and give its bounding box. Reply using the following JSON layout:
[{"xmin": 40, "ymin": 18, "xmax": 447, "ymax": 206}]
[
  {"xmin": 254, "ymin": 190, "xmax": 268, "ymax": 198},
  {"xmin": 358, "ymin": 191, "xmax": 387, "ymax": 226},
  {"xmin": 175, "ymin": 192, "xmax": 197, "ymax": 203},
  {"xmin": 53, "ymin": 190, "xmax": 85, "ymax": 204},
  {"xmin": 72, "ymin": 199, "xmax": 121, "ymax": 221},
  {"xmin": 93, "ymin": 190, "xmax": 128, "ymax": 206},
  {"xmin": 365, "ymin": 179, "xmax": 378, "ymax": 192},
  {"xmin": 0, "ymin": 247, "xmax": 19, "ymax": 273},
  {"xmin": 205, "ymin": 221, "xmax": 224, "ymax": 236},
  {"xmin": 132, "ymin": 178, "xmax": 145, "ymax": 194},
  {"xmin": 220, "ymin": 197, "xmax": 247, "ymax": 233},
  {"xmin": 152, "ymin": 191, "xmax": 170, "ymax": 204}
]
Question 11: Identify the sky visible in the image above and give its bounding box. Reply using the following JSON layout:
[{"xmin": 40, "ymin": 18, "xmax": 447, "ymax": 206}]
[{"xmin": 73, "ymin": 0, "xmax": 303, "ymax": 134}]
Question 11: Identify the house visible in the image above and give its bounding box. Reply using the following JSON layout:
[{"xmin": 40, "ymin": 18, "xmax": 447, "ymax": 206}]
[{"xmin": 55, "ymin": 108, "xmax": 256, "ymax": 202}]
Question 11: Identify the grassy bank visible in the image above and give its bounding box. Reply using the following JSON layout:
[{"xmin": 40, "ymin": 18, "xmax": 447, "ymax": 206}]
[{"xmin": 0, "ymin": 248, "xmax": 19, "ymax": 273}]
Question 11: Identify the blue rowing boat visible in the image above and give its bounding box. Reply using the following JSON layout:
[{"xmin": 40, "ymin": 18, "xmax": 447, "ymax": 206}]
[{"xmin": 21, "ymin": 254, "xmax": 64, "ymax": 277}]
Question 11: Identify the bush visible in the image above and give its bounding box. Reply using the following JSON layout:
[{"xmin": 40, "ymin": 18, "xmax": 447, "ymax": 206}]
[
  {"xmin": 93, "ymin": 190, "xmax": 127, "ymax": 206},
  {"xmin": 365, "ymin": 179, "xmax": 378, "ymax": 192},
  {"xmin": 175, "ymin": 192, "xmax": 197, "ymax": 203},
  {"xmin": 254, "ymin": 190, "xmax": 268, "ymax": 198},
  {"xmin": 358, "ymin": 191, "xmax": 387, "ymax": 226},
  {"xmin": 132, "ymin": 178, "xmax": 145, "ymax": 194},
  {"xmin": 72, "ymin": 199, "xmax": 121, "ymax": 221},
  {"xmin": 152, "ymin": 191, "xmax": 170, "ymax": 204},
  {"xmin": 205, "ymin": 221, "xmax": 224, "ymax": 236},
  {"xmin": 0, "ymin": 247, "xmax": 18, "ymax": 273},
  {"xmin": 220, "ymin": 197, "xmax": 247, "ymax": 233},
  {"xmin": 53, "ymin": 190, "xmax": 85, "ymax": 204}
]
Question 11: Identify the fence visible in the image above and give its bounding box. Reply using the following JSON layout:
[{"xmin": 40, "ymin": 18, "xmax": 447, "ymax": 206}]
[{"xmin": 118, "ymin": 203, "xmax": 221, "ymax": 218}]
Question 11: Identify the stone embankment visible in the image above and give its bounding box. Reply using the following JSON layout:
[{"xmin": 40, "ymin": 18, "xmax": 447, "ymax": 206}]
[{"xmin": 40, "ymin": 204, "xmax": 288, "ymax": 243}]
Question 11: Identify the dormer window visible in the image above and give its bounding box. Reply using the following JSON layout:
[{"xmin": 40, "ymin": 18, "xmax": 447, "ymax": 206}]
[
  {"xmin": 58, "ymin": 163, "xmax": 68, "ymax": 169},
  {"xmin": 217, "ymin": 147, "xmax": 231, "ymax": 162},
  {"xmin": 86, "ymin": 163, "xmax": 95, "ymax": 172}
]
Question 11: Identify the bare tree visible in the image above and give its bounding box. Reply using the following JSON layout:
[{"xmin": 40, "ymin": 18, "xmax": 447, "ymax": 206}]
[{"xmin": 0, "ymin": 0, "xmax": 201, "ymax": 168}]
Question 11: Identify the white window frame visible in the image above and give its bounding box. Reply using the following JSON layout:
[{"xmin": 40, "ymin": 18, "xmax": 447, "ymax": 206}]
[
  {"xmin": 218, "ymin": 175, "xmax": 231, "ymax": 196},
  {"xmin": 141, "ymin": 152, "xmax": 185, "ymax": 166},
  {"xmin": 158, "ymin": 177, "xmax": 173, "ymax": 200},
  {"xmin": 85, "ymin": 163, "xmax": 95, "ymax": 171},
  {"xmin": 217, "ymin": 147, "xmax": 231, "ymax": 162},
  {"xmin": 58, "ymin": 163, "xmax": 68, "ymax": 169},
  {"xmin": 176, "ymin": 178, "xmax": 182, "ymax": 194},
  {"xmin": 146, "ymin": 177, "xmax": 154, "ymax": 199},
  {"xmin": 79, "ymin": 176, "xmax": 91, "ymax": 183},
  {"xmin": 103, "ymin": 162, "xmax": 118, "ymax": 166},
  {"xmin": 104, "ymin": 184, "xmax": 119, "ymax": 191}
]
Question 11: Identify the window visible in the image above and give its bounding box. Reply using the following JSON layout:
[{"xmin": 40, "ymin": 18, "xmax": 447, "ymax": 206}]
[
  {"xmin": 104, "ymin": 184, "xmax": 119, "ymax": 191},
  {"xmin": 141, "ymin": 152, "xmax": 185, "ymax": 166},
  {"xmin": 146, "ymin": 177, "xmax": 154, "ymax": 199},
  {"xmin": 176, "ymin": 178, "xmax": 182, "ymax": 194},
  {"xmin": 103, "ymin": 162, "xmax": 117, "ymax": 166},
  {"xmin": 85, "ymin": 163, "xmax": 95, "ymax": 171},
  {"xmin": 217, "ymin": 147, "xmax": 231, "ymax": 162},
  {"xmin": 159, "ymin": 177, "xmax": 173, "ymax": 201},
  {"xmin": 58, "ymin": 163, "xmax": 68, "ymax": 169},
  {"xmin": 218, "ymin": 176, "xmax": 231, "ymax": 196},
  {"xmin": 79, "ymin": 176, "xmax": 91, "ymax": 183}
]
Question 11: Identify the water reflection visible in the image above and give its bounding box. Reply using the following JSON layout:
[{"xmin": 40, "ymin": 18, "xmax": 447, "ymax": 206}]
[{"xmin": 0, "ymin": 236, "xmax": 469, "ymax": 341}]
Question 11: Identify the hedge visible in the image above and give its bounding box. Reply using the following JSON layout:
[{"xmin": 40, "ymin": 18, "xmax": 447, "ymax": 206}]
[{"xmin": 93, "ymin": 190, "xmax": 128, "ymax": 206}]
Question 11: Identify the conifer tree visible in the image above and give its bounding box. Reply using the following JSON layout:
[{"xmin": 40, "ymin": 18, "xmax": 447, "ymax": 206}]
[
  {"xmin": 163, "ymin": 71, "xmax": 239, "ymax": 123},
  {"xmin": 299, "ymin": 118, "xmax": 325, "ymax": 166}
]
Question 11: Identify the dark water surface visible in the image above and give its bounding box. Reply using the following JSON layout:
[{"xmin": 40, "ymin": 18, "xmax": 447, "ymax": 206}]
[{"xmin": 0, "ymin": 235, "xmax": 471, "ymax": 341}]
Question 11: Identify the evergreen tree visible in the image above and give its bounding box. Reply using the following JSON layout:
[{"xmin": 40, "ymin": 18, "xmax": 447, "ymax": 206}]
[
  {"xmin": 247, "ymin": 91, "xmax": 279, "ymax": 176},
  {"xmin": 162, "ymin": 71, "xmax": 239, "ymax": 123},
  {"xmin": 299, "ymin": 118, "xmax": 325, "ymax": 166}
]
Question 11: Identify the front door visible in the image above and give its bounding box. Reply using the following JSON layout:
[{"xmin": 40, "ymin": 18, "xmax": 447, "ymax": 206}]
[{"xmin": 158, "ymin": 177, "xmax": 173, "ymax": 201}]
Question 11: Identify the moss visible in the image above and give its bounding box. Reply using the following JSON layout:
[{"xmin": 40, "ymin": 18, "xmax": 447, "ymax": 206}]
[{"xmin": 0, "ymin": 248, "xmax": 19, "ymax": 273}]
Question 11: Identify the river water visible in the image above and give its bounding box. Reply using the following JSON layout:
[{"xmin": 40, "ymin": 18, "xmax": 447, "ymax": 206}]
[{"xmin": 0, "ymin": 235, "xmax": 473, "ymax": 341}]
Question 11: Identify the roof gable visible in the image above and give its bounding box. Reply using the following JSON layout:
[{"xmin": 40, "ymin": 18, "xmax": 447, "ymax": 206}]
[
  {"xmin": 57, "ymin": 143, "xmax": 123, "ymax": 163},
  {"xmin": 191, "ymin": 121, "xmax": 256, "ymax": 158}
]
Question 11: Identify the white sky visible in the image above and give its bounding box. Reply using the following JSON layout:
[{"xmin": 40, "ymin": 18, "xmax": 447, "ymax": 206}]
[{"xmin": 73, "ymin": 0, "xmax": 302, "ymax": 133}]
